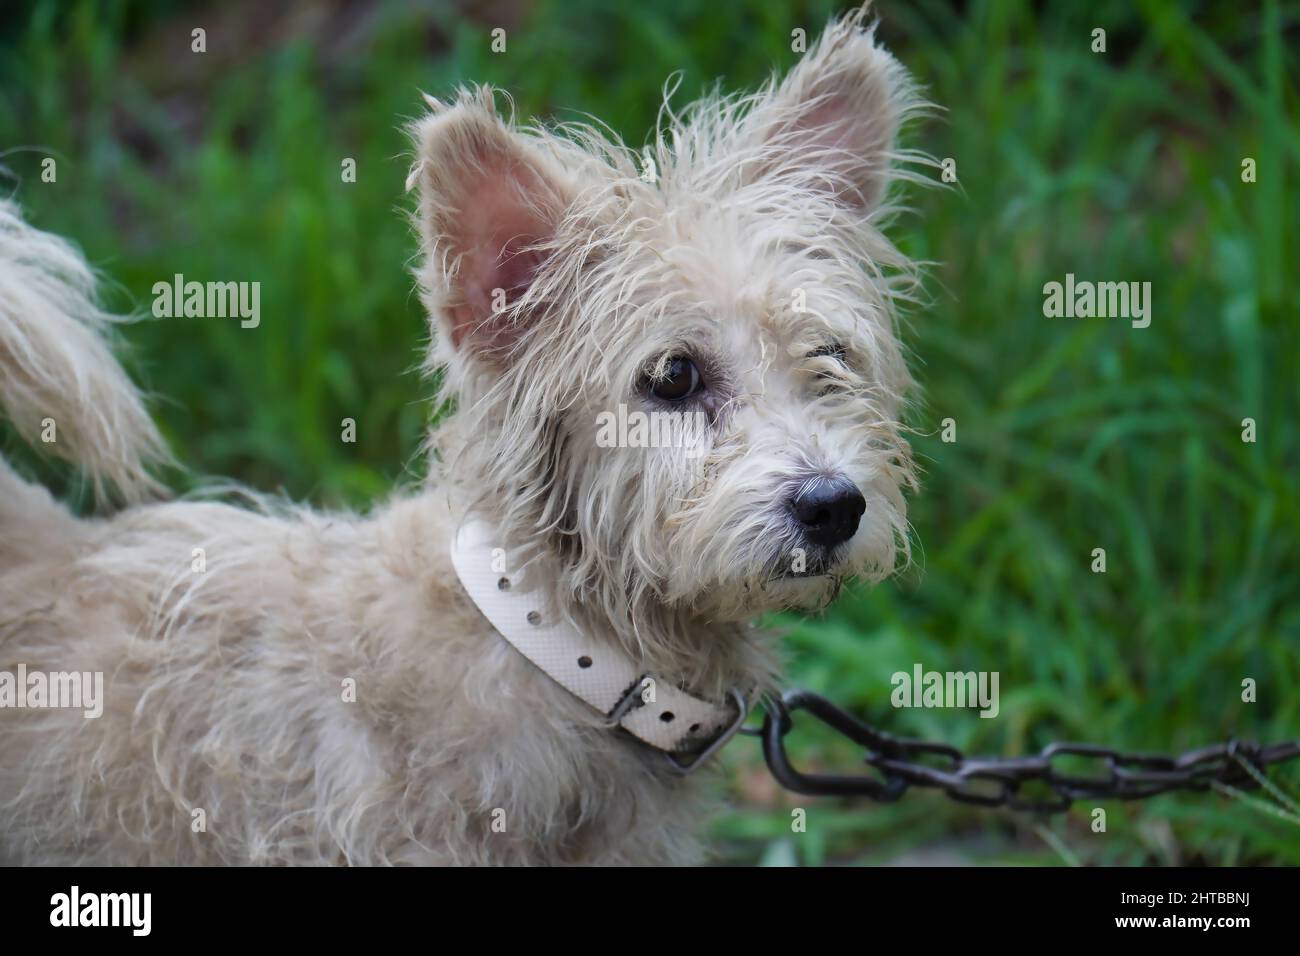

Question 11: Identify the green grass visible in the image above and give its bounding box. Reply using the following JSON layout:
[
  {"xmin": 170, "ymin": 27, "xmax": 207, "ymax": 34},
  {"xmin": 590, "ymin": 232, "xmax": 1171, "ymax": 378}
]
[{"xmin": 1, "ymin": 0, "xmax": 1297, "ymax": 864}]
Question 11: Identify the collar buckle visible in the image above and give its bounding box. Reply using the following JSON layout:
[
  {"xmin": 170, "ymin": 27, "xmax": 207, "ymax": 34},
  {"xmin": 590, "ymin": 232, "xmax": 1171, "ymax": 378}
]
[{"xmin": 663, "ymin": 688, "xmax": 750, "ymax": 775}]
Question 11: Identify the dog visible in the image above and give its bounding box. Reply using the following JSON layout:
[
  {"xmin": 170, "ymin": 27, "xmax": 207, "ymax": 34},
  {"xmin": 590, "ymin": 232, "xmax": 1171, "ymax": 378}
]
[{"xmin": 0, "ymin": 8, "xmax": 923, "ymax": 865}]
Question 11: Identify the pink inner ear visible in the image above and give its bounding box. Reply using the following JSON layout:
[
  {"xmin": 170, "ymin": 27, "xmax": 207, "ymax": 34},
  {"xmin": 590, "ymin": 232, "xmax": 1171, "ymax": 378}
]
[
  {"xmin": 789, "ymin": 93, "xmax": 876, "ymax": 208},
  {"xmin": 448, "ymin": 160, "xmax": 556, "ymax": 354},
  {"xmin": 798, "ymin": 96, "xmax": 854, "ymax": 149},
  {"xmin": 769, "ymin": 77, "xmax": 894, "ymax": 213}
]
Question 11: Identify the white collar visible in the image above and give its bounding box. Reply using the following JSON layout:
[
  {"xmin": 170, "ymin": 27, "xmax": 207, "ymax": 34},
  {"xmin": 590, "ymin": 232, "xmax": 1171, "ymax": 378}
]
[{"xmin": 449, "ymin": 517, "xmax": 748, "ymax": 772}]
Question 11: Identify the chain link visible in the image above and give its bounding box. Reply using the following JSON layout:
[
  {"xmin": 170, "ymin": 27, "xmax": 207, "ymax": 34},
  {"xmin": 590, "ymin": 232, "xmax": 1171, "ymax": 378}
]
[{"xmin": 755, "ymin": 689, "xmax": 1300, "ymax": 813}]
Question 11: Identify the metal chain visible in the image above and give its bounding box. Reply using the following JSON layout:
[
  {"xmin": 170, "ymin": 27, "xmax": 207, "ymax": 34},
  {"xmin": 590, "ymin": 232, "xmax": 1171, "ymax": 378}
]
[{"xmin": 753, "ymin": 689, "xmax": 1300, "ymax": 813}]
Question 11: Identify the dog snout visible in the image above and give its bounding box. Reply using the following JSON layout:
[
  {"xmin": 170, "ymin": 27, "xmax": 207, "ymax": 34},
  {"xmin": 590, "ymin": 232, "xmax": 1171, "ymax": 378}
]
[{"xmin": 789, "ymin": 478, "xmax": 866, "ymax": 549}]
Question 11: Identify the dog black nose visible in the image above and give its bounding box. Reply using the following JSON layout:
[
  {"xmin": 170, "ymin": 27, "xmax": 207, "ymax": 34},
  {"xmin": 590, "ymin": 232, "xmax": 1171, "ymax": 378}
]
[{"xmin": 790, "ymin": 480, "xmax": 866, "ymax": 548}]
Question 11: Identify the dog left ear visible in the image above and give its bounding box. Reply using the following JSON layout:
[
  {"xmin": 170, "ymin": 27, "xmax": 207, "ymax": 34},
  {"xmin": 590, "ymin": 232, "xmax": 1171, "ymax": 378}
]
[
  {"xmin": 737, "ymin": 8, "xmax": 913, "ymax": 213},
  {"xmin": 410, "ymin": 87, "xmax": 570, "ymax": 362}
]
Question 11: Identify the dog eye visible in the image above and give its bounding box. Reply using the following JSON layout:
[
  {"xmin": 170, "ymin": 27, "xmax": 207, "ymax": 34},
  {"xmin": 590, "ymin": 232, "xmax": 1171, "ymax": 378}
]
[
  {"xmin": 809, "ymin": 342, "xmax": 849, "ymax": 364},
  {"xmin": 649, "ymin": 356, "xmax": 702, "ymax": 401},
  {"xmin": 808, "ymin": 342, "xmax": 851, "ymax": 395}
]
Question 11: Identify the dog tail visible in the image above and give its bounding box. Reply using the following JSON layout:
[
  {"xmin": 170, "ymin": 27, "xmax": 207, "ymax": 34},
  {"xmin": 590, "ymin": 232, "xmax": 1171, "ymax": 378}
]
[{"xmin": 0, "ymin": 198, "xmax": 169, "ymax": 504}]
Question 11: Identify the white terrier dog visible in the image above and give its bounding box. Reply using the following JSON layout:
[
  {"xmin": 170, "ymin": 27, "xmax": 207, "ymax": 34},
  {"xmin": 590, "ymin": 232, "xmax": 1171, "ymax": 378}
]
[{"xmin": 0, "ymin": 9, "xmax": 923, "ymax": 864}]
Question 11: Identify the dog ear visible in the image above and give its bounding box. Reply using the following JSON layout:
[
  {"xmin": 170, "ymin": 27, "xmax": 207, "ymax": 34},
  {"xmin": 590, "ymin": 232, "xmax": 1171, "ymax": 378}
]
[
  {"xmin": 736, "ymin": 8, "xmax": 913, "ymax": 212},
  {"xmin": 410, "ymin": 87, "xmax": 570, "ymax": 361}
]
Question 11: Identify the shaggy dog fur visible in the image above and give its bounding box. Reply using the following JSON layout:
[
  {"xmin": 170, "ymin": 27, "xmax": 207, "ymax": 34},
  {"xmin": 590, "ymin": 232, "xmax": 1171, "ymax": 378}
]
[{"xmin": 0, "ymin": 9, "xmax": 924, "ymax": 864}]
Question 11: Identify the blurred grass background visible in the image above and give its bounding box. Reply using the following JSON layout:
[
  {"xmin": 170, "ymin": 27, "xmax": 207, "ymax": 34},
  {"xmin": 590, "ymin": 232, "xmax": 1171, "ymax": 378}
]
[{"xmin": 1, "ymin": 0, "xmax": 1297, "ymax": 865}]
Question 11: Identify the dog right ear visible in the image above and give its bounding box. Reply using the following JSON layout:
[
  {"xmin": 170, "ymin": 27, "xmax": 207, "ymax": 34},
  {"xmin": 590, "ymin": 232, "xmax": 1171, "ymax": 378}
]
[{"xmin": 409, "ymin": 87, "xmax": 570, "ymax": 363}]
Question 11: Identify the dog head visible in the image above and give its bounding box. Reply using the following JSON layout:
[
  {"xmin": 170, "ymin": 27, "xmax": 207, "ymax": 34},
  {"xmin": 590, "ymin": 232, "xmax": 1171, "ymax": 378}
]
[{"xmin": 412, "ymin": 10, "xmax": 921, "ymax": 627}]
